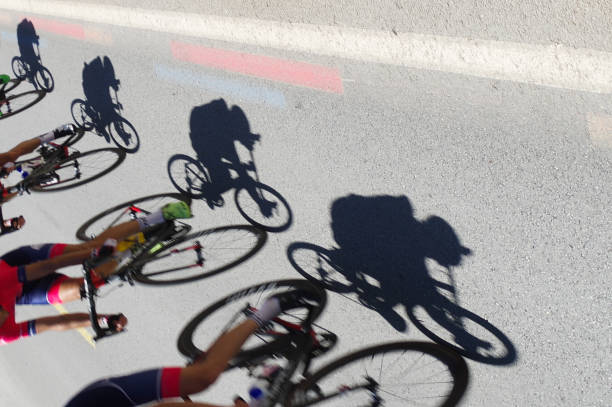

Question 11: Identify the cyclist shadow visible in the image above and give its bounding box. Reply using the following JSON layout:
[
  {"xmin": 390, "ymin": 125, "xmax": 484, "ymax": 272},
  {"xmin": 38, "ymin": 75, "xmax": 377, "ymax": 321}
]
[
  {"xmin": 167, "ymin": 98, "xmax": 292, "ymax": 232},
  {"xmin": 287, "ymin": 194, "xmax": 517, "ymax": 366},
  {"xmin": 11, "ymin": 18, "xmax": 54, "ymax": 92},
  {"xmin": 70, "ymin": 55, "xmax": 140, "ymax": 153}
]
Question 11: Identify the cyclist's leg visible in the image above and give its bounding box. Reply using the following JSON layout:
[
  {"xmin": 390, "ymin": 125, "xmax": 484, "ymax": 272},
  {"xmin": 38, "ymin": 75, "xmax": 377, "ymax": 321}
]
[
  {"xmin": 176, "ymin": 295, "xmax": 283, "ymax": 396},
  {"xmin": 178, "ymin": 319, "xmax": 260, "ymax": 395}
]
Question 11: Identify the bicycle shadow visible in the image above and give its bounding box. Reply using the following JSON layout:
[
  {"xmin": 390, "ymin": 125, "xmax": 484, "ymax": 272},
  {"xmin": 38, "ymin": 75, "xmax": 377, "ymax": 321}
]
[
  {"xmin": 167, "ymin": 98, "xmax": 292, "ymax": 232},
  {"xmin": 70, "ymin": 55, "xmax": 140, "ymax": 153},
  {"xmin": 287, "ymin": 194, "xmax": 517, "ymax": 366},
  {"xmin": 12, "ymin": 18, "xmax": 54, "ymax": 92}
]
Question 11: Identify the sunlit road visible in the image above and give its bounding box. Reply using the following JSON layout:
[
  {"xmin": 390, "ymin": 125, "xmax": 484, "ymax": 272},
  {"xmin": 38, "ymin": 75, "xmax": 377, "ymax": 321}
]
[{"xmin": 0, "ymin": 1, "xmax": 610, "ymax": 406}]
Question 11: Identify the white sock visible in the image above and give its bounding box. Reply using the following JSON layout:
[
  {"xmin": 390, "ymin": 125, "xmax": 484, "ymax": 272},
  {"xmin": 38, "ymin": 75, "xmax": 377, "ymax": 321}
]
[
  {"xmin": 137, "ymin": 210, "xmax": 164, "ymax": 230},
  {"xmin": 250, "ymin": 297, "xmax": 281, "ymax": 328},
  {"xmin": 38, "ymin": 131, "xmax": 54, "ymax": 144}
]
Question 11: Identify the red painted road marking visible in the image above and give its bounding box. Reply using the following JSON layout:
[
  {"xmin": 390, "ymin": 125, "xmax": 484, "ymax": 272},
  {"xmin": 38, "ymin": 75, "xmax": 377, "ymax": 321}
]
[
  {"xmin": 28, "ymin": 16, "xmax": 84, "ymax": 39},
  {"xmin": 24, "ymin": 16, "xmax": 112, "ymax": 45},
  {"xmin": 171, "ymin": 40, "xmax": 343, "ymax": 94}
]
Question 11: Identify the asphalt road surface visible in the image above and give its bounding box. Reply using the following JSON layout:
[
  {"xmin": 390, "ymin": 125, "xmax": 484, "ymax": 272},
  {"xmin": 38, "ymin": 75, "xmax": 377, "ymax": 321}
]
[{"xmin": 0, "ymin": 1, "xmax": 610, "ymax": 406}]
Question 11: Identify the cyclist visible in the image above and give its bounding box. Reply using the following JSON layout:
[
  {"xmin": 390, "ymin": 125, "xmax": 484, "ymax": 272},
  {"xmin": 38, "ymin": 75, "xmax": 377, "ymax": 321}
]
[
  {"xmin": 188, "ymin": 99, "xmax": 277, "ymax": 217},
  {"xmin": 64, "ymin": 291, "xmax": 297, "ymax": 407},
  {"xmin": 0, "ymin": 123, "xmax": 78, "ymax": 202},
  {"xmin": 0, "ymin": 201, "xmax": 191, "ymax": 345}
]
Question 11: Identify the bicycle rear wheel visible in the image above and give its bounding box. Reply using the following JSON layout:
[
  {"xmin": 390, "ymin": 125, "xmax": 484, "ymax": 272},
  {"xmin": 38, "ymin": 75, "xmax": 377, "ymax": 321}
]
[
  {"xmin": 29, "ymin": 147, "xmax": 125, "ymax": 192},
  {"xmin": 0, "ymin": 90, "xmax": 45, "ymax": 120},
  {"xmin": 76, "ymin": 193, "xmax": 192, "ymax": 240},
  {"xmin": 133, "ymin": 225, "xmax": 266, "ymax": 285},
  {"xmin": 288, "ymin": 341, "xmax": 469, "ymax": 407},
  {"xmin": 109, "ymin": 117, "xmax": 139, "ymax": 153},
  {"xmin": 234, "ymin": 182, "xmax": 292, "ymax": 232},
  {"xmin": 0, "ymin": 78, "xmax": 21, "ymax": 94},
  {"xmin": 177, "ymin": 279, "xmax": 326, "ymax": 365}
]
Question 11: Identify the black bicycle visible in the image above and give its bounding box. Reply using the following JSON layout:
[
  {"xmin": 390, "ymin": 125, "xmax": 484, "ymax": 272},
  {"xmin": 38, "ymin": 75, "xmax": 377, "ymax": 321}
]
[
  {"xmin": 78, "ymin": 196, "xmax": 267, "ymax": 339},
  {"xmin": 287, "ymin": 242, "xmax": 516, "ymax": 365},
  {"xmin": 167, "ymin": 152, "xmax": 292, "ymax": 232},
  {"xmin": 0, "ymin": 128, "xmax": 125, "ymax": 198},
  {"xmin": 0, "ymin": 77, "xmax": 45, "ymax": 120},
  {"xmin": 177, "ymin": 279, "xmax": 469, "ymax": 407}
]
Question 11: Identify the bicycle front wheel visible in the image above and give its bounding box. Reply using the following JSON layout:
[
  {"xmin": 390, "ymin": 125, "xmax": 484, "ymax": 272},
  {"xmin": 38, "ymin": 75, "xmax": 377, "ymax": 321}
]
[
  {"xmin": 0, "ymin": 90, "xmax": 45, "ymax": 120},
  {"xmin": 76, "ymin": 193, "xmax": 192, "ymax": 240},
  {"xmin": 287, "ymin": 242, "xmax": 354, "ymax": 294},
  {"xmin": 30, "ymin": 147, "xmax": 126, "ymax": 192},
  {"xmin": 234, "ymin": 182, "xmax": 293, "ymax": 232},
  {"xmin": 177, "ymin": 279, "xmax": 326, "ymax": 364},
  {"xmin": 288, "ymin": 341, "xmax": 469, "ymax": 407},
  {"xmin": 70, "ymin": 99, "xmax": 94, "ymax": 131},
  {"xmin": 133, "ymin": 225, "xmax": 267, "ymax": 285},
  {"xmin": 109, "ymin": 117, "xmax": 139, "ymax": 153},
  {"xmin": 11, "ymin": 57, "xmax": 26, "ymax": 80}
]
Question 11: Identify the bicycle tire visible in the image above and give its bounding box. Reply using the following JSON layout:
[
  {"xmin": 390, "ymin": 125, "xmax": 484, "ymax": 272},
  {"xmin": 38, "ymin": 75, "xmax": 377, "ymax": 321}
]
[
  {"xmin": 70, "ymin": 99, "xmax": 94, "ymax": 131},
  {"xmin": 29, "ymin": 147, "xmax": 126, "ymax": 192},
  {"xmin": 132, "ymin": 224, "xmax": 267, "ymax": 285},
  {"xmin": 76, "ymin": 193, "xmax": 192, "ymax": 240},
  {"xmin": 34, "ymin": 66, "xmax": 54, "ymax": 92},
  {"xmin": 60, "ymin": 127, "xmax": 86, "ymax": 147},
  {"xmin": 0, "ymin": 90, "xmax": 45, "ymax": 120},
  {"xmin": 408, "ymin": 304, "xmax": 517, "ymax": 365},
  {"xmin": 287, "ymin": 341, "xmax": 469, "ymax": 407},
  {"xmin": 287, "ymin": 242, "xmax": 355, "ymax": 294},
  {"xmin": 0, "ymin": 78, "xmax": 21, "ymax": 94},
  {"xmin": 167, "ymin": 154, "xmax": 209, "ymax": 199},
  {"xmin": 109, "ymin": 116, "xmax": 139, "ymax": 153},
  {"xmin": 177, "ymin": 279, "xmax": 326, "ymax": 364},
  {"xmin": 11, "ymin": 57, "xmax": 26, "ymax": 80},
  {"xmin": 234, "ymin": 182, "xmax": 293, "ymax": 232}
]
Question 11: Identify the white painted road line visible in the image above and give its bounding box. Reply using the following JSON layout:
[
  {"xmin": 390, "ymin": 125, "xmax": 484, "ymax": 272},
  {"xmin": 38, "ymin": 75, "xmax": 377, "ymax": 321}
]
[{"xmin": 2, "ymin": 0, "xmax": 612, "ymax": 94}]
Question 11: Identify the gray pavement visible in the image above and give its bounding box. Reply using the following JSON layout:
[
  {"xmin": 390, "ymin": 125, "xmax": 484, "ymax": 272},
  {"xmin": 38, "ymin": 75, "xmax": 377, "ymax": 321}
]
[{"xmin": 0, "ymin": 2, "xmax": 610, "ymax": 406}]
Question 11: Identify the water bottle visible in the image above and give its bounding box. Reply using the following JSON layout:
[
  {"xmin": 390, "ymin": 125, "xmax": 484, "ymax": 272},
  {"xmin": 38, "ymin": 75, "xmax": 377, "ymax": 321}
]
[
  {"xmin": 16, "ymin": 165, "xmax": 29, "ymax": 179},
  {"xmin": 248, "ymin": 378, "xmax": 268, "ymax": 407},
  {"xmin": 248, "ymin": 364, "xmax": 281, "ymax": 407}
]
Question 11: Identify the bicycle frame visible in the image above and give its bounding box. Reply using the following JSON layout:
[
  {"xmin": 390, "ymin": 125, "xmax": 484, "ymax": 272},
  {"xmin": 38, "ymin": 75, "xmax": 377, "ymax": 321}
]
[
  {"xmin": 80, "ymin": 218, "xmax": 193, "ymax": 341},
  {"xmin": 219, "ymin": 302, "xmax": 334, "ymax": 407},
  {"xmin": 1, "ymin": 132, "xmax": 82, "ymax": 199}
]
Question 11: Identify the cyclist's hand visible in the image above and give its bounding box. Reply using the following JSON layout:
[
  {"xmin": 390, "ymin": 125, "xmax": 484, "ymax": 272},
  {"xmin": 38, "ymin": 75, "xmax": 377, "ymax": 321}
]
[{"xmin": 0, "ymin": 162, "xmax": 15, "ymax": 178}]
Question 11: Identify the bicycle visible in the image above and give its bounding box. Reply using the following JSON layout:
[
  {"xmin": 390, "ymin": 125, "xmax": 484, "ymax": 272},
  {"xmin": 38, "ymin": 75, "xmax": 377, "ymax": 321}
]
[
  {"xmin": 287, "ymin": 242, "xmax": 517, "ymax": 365},
  {"xmin": 0, "ymin": 128, "xmax": 125, "ymax": 198},
  {"xmin": 70, "ymin": 84, "xmax": 140, "ymax": 153},
  {"xmin": 0, "ymin": 76, "xmax": 46, "ymax": 120},
  {"xmin": 167, "ymin": 150, "xmax": 292, "ymax": 232},
  {"xmin": 11, "ymin": 39, "xmax": 54, "ymax": 92},
  {"xmin": 78, "ymin": 195, "xmax": 267, "ymax": 340},
  {"xmin": 176, "ymin": 278, "xmax": 469, "ymax": 407}
]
